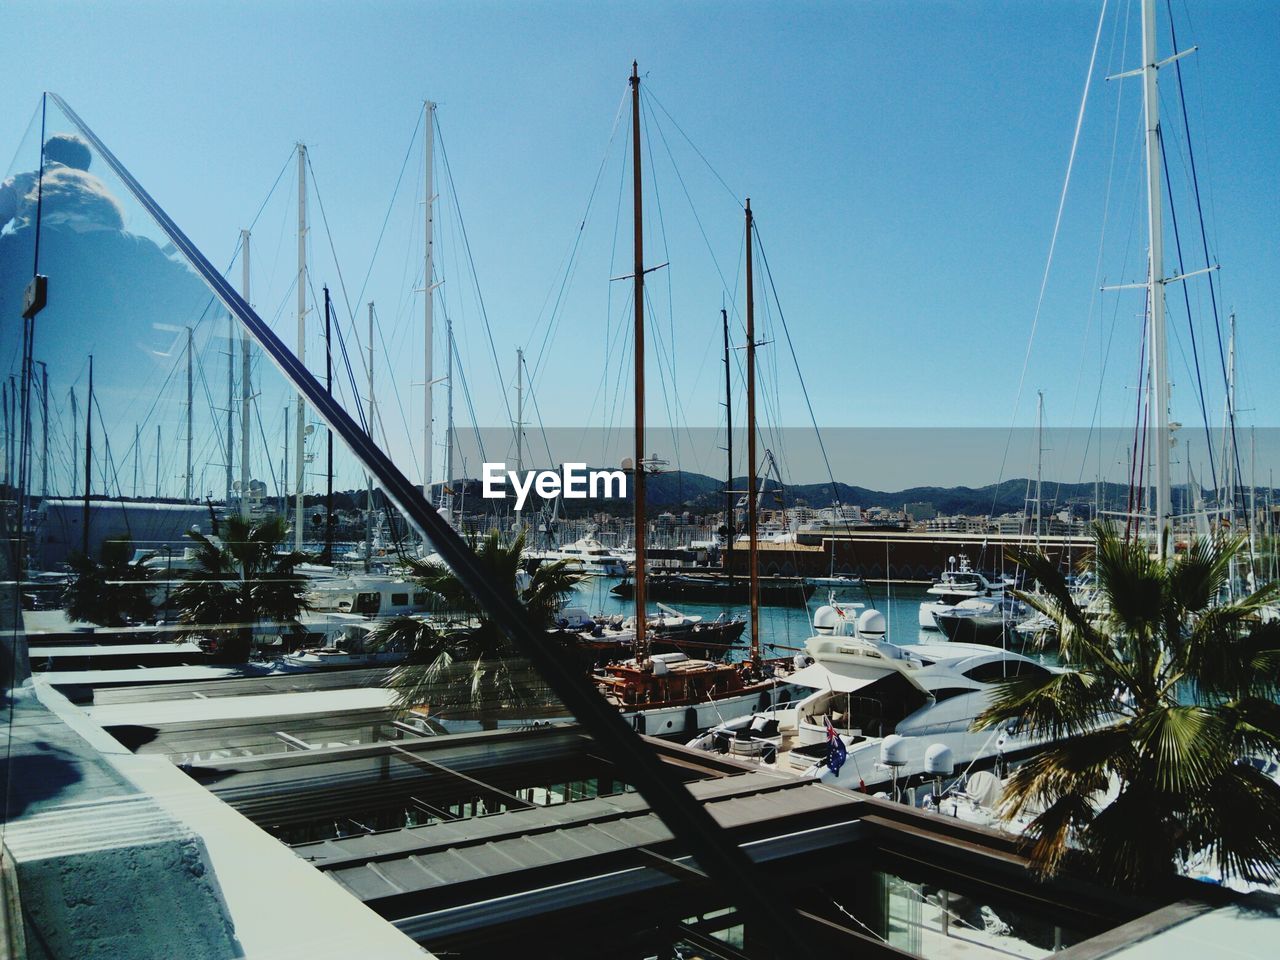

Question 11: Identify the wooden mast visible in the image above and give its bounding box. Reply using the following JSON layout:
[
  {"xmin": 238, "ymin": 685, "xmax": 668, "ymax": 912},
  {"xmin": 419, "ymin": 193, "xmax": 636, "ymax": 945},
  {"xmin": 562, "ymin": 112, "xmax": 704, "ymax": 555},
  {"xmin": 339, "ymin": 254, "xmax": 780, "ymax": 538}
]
[
  {"xmin": 631, "ymin": 61, "xmax": 648, "ymax": 661},
  {"xmin": 722, "ymin": 307, "xmax": 733, "ymax": 584},
  {"xmin": 745, "ymin": 200, "xmax": 759, "ymax": 663}
]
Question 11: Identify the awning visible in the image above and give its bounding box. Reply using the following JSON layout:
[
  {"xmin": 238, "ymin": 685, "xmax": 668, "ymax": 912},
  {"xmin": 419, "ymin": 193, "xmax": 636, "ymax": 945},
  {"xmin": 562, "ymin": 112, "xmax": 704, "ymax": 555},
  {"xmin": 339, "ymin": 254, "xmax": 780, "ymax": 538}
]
[{"xmin": 787, "ymin": 662, "xmax": 887, "ymax": 694}]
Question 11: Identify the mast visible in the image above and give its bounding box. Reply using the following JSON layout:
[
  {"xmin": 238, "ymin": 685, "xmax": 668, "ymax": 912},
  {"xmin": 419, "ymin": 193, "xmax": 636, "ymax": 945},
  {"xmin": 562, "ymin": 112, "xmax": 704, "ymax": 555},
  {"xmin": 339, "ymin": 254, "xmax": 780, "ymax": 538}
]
[
  {"xmin": 422, "ymin": 100, "xmax": 436, "ymax": 502},
  {"xmin": 3, "ymin": 380, "xmax": 9, "ymax": 488},
  {"xmin": 1140, "ymin": 0, "xmax": 1172, "ymax": 556},
  {"xmin": 226, "ymin": 311, "xmax": 235, "ymax": 503},
  {"xmin": 722, "ymin": 307, "xmax": 734, "ymax": 583},
  {"xmin": 323, "ymin": 286, "xmax": 335, "ymax": 563},
  {"xmin": 366, "ymin": 301, "xmax": 375, "ymax": 572},
  {"xmin": 82, "ymin": 355, "xmax": 93, "ymax": 555},
  {"xmin": 445, "ymin": 310, "xmax": 454, "ymax": 517},
  {"xmin": 745, "ymin": 199, "xmax": 760, "ymax": 663},
  {"xmin": 38, "ymin": 362, "xmax": 47, "ymax": 498},
  {"xmin": 630, "ymin": 61, "xmax": 648, "ymax": 659},
  {"xmin": 1225, "ymin": 312, "xmax": 1237, "ymax": 522},
  {"xmin": 240, "ymin": 229, "xmax": 252, "ymax": 520},
  {"xmin": 1035, "ymin": 390, "xmax": 1044, "ymax": 546},
  {"xmin": 185, "ymin": 326, "xmax": 193, "ymax": 503},
  {"xmin": 295, "ymin": 143, "xmax": 307, "ymax": 550},
  {"xmin": 154, "ymin": 424, "xmax": 159, "ymax": 498},
  {"xmin": 133, "ymin": 424, "xmax": 139, "ymax": 498},
  {"xmin": 70, "ymin": 387, "xmax": 78, "ymax": 497},
  {"xmin": 515, "ymin": 348, "xmax": 524, "ymax": 477}
]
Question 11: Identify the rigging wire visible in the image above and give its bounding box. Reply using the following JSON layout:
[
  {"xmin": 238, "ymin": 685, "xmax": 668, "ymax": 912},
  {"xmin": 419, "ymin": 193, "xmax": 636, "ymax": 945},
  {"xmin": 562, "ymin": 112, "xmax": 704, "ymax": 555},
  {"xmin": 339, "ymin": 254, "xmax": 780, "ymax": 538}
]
[{"xmin": 990, "ymin": 0, "xmax": 1109, "ymax": 521}]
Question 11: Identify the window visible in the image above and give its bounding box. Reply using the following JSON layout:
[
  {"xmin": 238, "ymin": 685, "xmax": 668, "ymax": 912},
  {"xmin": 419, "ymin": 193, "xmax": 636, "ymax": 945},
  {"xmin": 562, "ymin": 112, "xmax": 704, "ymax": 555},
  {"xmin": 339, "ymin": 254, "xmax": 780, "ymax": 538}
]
[
  {"xmin": 391, "ymin": 593, "xmax": 409, "ymax": 606},
  {"xmin": 962, "ymin": 659, "xmax": 1051, "ymax": 684}
]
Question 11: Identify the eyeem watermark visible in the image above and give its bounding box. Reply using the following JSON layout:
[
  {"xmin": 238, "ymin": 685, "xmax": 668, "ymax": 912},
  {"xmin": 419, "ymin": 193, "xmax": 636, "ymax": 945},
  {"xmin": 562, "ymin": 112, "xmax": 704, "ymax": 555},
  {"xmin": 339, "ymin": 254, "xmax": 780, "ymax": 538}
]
[{"xmin": 482, "ymin": 462, "xmax": 627, "ymax": 511}]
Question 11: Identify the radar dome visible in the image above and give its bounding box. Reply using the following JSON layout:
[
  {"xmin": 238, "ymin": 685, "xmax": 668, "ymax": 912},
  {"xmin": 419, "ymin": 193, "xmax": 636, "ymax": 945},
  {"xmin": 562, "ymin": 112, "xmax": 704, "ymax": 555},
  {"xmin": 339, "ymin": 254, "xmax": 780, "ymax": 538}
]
[
  {"xmin": 857, "ymin": 609, "xmax": 887, "ymax": 637},
  {"xmin": 880, "ymin": 733, "xmax": 909, "ymax": 767},
  {"xmin": 924, "ymin": 743, "xmax": 954, "ymax": 776}
]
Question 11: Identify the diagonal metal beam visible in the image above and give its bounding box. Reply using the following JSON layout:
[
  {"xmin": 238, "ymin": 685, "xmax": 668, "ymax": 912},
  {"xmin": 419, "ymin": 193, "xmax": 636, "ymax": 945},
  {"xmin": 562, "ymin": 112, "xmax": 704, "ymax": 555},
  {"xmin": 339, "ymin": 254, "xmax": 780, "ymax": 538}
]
[{"xmin": 46, "ymin": 92, "xmax": 803, "ymax": 956}]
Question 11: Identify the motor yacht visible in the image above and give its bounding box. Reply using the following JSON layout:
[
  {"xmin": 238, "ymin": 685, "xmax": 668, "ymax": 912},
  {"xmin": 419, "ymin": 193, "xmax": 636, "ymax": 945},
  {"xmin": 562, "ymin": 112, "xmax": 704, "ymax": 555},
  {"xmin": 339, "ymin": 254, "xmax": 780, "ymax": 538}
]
[
  {"xmin": 918, "ymin": 554, "xmax": 1009, "ymax": 630},
  {"xmin": 687, "ymin": 600, "xmax": 1062, "ymax": 794}
]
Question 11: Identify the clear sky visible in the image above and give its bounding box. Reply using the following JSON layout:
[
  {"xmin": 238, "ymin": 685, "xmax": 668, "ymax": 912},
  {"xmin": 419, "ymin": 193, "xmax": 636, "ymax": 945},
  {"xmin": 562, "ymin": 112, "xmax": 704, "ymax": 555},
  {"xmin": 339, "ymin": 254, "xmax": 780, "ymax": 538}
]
[{"xmin": 2, "ymin": 0, "xmax": 1276, "ymax": 489}]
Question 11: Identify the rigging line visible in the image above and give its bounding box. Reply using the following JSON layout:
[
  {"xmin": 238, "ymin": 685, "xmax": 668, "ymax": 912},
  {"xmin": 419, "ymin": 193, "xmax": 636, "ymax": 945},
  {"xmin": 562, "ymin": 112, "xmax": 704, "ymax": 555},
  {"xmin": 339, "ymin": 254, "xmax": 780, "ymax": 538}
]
[
  {"xmin": 518, "ymin": 356, "xmax": 556, "ymax": 471},
  {"xmin": 1158, "ymin": 128, "xmax": 1221, "ymax": 502},
  {"xmin": 354, "ymin": 107, "xmax": 423, "ymax": 310},
  {"xmin": 1056, "ymin": 1, "xmax": 1133, "ymax": 509},
  {"xmin": 642, "ymin": 285, "xmax": 684, "ymax": 475},
  {"xmin": 1166, "ymin": 3, "xmax": 1240, "ymax": 512},
  {"xmin": 526, "ymin": 84, "xmax": 629, "ymax": 384},
  {"xmin": 989, "ymin": 0, "xmax": 1108, "ymax": 522},
  {"xmin": 646, "ymin": 89, "xmax": 742, "ymax": 324},
  {"xmin": 643, "ymin": 83, "xmax": 742, "ymax": 208},
  {"xmin": 436, "ymin": 122, "xmax": 514, "ymax": 429},
  {"xmin": 251, "ymin": 394, "xmax": 281, "ymax": 501},
  {"xmin": 306, "ymin": 273, "xmax": 367, "ymax": 433},
  {"xmin": 304, "ymin": 152, "xmax": 368, "ymax": 385},
  {"xmin": 1066, "ymin": 6, "xmax": 1134, "ymax": 498},
  {"xmin": 753, "ymin": 220, "xmax": 873, "ymax": 601},
  {"xmin": 371, "ymin": 304, "xmax": 415, "ymax": 466},
  {"xmin": 640, "ymin": 96, "xmax": 678, "ymax": 400}
]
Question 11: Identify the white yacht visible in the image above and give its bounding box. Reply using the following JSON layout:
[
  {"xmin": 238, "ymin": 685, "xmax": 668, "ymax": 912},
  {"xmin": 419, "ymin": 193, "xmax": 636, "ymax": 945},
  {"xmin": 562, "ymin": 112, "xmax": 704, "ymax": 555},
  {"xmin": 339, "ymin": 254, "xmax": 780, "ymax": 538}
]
[
  {"xmin": 527, "ymin": 538, "xmax": 627, "ymax": 577},
  {"xmin": 306, "ymin": 575, "xmax": 433, "ymax": 617},
  {"xmin": 278, "ymin": 622, "xmax": 411, "ymax": 671},
  {"xmin": 687, "ymin": 601, "xmax": 1063, "ymax": 794},
  {"xmin": 918, "ymin": 554, "xmax": 1008, "ymax": 630}
]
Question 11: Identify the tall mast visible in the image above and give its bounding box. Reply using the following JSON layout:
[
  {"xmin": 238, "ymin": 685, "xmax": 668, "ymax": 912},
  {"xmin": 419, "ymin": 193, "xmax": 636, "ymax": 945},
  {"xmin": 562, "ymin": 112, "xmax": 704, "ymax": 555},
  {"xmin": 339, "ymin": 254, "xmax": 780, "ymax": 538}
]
[
  {"xmin": 1226, "ymin": 312, "xmax": 1237, "ymax": 522},
  {"xmin": 240, "ymin": 229, "xmax": 252, "ymax": 520},
  {"xmin": 422, "ymin": 100, "xmax": 436, "ymax": 502},
  {"xmin": 366, "ymin": 301, "xmax": 375, "ymax": 572},
  {"xmin": 1141, "ymin": 0, "xmax": 1171, "ymax": 556},
  {"xmin": 722, "ymin": 307, "xmax": 734, "ymax": 583},
  {"xmin": 745, "ymin": 200, "xmax": 760, "ymax": 663},
  {"xmin": 445, "ymin": 310, "xmax": 454, "ymax": 517},
  {"xmin": 1035, "ymin": 390, "xmax": 1044, "ymax": 546},
  {"xmin": 185, "ymin": 327, "xmax": 193, "ymax": 503},
  {"xmin": 295, "ymin": 143, "xmax": 308, "ymax": 550},
  {"xmin": 82, "ymin": 355, "xmax": 93, "ymax": 555},
  {"xmin": 3, "ymin": 380, "xmax": 10, "ymax": 488},
  {"xmin": 154, "ymin": 424, "xmax": 159, "ymax": 498},
  {"xmin": 133, "ymin": 424, "xmax": 139, "ymax": 498},
  {"xmin": 323, "ymin": 286, "xmax": 334, "ymax": 563},
  {"xmin": 515, "ymin": 348, "xmax": 524, "ymax": 477},
  {"xmin": 225, "ymin": 311, "xmax": 235, "ymax": 503},
  {"xmin": 630, "ymin": 61, "xmax": 648, "ymax": 659},
  {"xmin": 70, "ymin": 387, "xmax": 78, "ymax": 496},
  {"xmin": 38, "ymin": 362, "xmax": 47, "ymax": 498}
]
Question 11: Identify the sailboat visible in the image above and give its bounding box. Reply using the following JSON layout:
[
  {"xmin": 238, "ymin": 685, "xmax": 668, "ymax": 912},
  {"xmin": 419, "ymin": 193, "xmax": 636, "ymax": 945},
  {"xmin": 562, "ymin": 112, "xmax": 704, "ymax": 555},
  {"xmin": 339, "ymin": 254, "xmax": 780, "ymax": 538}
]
[{"xmin": 590, "ymin": 64, "xmax": 797, "ymax": 726}]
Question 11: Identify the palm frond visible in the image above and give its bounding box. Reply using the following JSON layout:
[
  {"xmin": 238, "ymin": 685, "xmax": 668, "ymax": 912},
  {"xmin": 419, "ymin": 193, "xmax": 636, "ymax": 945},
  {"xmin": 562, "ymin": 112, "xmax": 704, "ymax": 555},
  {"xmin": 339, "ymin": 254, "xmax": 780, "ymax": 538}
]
[
  {"xmin": 976, "ymin": 669, "xmax": 1116, "ymax": 739},
  {"xmin": 1131, "ymin": 704, "xmax": 1228, "ymax": 794}
]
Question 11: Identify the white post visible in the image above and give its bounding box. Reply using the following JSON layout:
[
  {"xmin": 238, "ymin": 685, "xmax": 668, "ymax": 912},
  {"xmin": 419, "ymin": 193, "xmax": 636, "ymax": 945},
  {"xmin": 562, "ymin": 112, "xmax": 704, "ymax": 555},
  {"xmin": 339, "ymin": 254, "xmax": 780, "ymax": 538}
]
[
  {"xmin": 240, "ymin": 229, "xmax": 252, "ymax": 520},
  {"xmin": 1141, "ymin": 0, "xmax": 1171, "ymax": 556},
  {"xmin": 422, "ymin": 100, "xmax": 436, "ymax": 502},
  {"xmin": 295, "ymin": 144, "xmax": 307, "ymax": 550}
]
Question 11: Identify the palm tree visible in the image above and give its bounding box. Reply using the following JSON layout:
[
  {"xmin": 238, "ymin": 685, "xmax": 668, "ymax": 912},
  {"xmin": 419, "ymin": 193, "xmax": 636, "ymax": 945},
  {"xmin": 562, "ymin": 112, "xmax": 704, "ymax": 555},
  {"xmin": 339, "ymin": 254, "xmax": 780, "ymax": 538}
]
[
  {"xmin": 369, "ymin": 529, "xmax": 584, "ymax": 726},
  {"xmin": 64, "ymin": 537, "xmax": 154, "ymax": 627},
  {"xmin": 170, "ymin": 515, "xmax": 312, "ymax": 663},
  {"xmin": 976, "ymin": 523, "xmax": 1280, "ymax": 888}
]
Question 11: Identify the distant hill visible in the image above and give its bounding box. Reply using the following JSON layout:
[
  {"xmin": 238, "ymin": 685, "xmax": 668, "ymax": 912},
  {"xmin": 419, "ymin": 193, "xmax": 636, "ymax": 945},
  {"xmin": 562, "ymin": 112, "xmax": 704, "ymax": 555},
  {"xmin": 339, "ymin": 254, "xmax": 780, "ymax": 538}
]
[{"xmin": 442, "ymin": 469, "xmax": 1153, "ymax": 519}]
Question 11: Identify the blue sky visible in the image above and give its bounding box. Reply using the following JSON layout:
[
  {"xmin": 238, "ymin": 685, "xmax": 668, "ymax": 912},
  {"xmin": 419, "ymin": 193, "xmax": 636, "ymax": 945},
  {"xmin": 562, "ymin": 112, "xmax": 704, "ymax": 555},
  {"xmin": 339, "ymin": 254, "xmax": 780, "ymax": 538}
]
[{"xmin": 2, "ymin": 0, "xmax": 1277, "ymax": 489}]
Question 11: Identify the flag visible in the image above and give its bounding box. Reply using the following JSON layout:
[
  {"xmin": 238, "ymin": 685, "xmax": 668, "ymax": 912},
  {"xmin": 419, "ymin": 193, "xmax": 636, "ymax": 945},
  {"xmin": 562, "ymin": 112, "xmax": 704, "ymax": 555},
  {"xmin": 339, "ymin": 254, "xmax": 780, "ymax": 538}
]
[{"xmin": 824, "ymin": 716, "xmax": 847, "ymax": 776}]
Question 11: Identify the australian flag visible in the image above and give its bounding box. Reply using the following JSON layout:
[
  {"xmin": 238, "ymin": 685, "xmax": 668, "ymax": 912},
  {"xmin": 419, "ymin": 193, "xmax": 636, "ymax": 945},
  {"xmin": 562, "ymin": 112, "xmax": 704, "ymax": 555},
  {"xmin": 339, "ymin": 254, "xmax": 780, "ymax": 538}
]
[{"xmin": 824, "ymin": 716, "xmax": 847, "ymax": 776}]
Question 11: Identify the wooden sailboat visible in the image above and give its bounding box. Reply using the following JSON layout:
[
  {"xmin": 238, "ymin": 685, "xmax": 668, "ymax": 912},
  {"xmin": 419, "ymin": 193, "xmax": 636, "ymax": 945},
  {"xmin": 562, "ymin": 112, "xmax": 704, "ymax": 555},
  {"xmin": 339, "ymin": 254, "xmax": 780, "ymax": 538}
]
[{"xmin": 594, "ymin": 67, "xmax": 793, "ymax": 725}]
